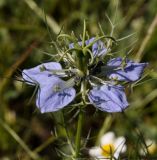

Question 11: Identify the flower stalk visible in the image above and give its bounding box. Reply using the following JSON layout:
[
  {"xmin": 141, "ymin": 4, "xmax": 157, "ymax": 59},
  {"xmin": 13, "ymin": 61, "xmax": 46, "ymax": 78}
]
[
  {"xmin": 74, "ymin": 78, "xmax": 87, "ymax": 158},
  {"xmin": 74, "ymin": 108, "xmax": 84, "ymax": 159}
]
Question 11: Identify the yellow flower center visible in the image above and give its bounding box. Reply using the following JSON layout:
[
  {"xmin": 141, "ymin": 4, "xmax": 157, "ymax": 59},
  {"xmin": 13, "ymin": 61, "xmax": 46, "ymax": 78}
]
[
  {"xmin": 148, "ymin": 143, "xmax": 157, "ymax": 154},
  {"xmin": 101, "ymin": 144, "xmax": 115, "ymax": 157}
]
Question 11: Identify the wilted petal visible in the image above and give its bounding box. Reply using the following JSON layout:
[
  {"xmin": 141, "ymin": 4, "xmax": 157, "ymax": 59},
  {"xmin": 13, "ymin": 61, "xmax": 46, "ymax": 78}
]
[
  {"xmin": 88, "ymin": 84, "xmax": 129, "ymax": 112},
  {"xmin": 36, "ymin": 77, "xmax": 76, "ymax": 113},
  {"xmin": 107, "ymin": 57, "xmax": 148, "ymax": 82},
  {"xmin": 22, "ymin": 62, "xmax": 62, "ymax": 85}
]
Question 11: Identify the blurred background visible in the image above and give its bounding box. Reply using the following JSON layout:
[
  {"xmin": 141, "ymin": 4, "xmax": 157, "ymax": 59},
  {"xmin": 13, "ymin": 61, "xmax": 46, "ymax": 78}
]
[{"xmin": 0, "ymin": 0, "xmax": 157, "ymax": 159}]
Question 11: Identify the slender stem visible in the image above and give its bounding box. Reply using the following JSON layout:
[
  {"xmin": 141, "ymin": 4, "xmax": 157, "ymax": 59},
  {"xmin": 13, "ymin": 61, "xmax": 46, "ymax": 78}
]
[
  {"xmin": 82, "ymin": 20, "xmax": 86, "ymax": 48},
  {"xmin": 0, "ymin": 118, "xmax": 40, "ymax": 160},
  {"xmin": 33, "ymin": 136, "xmax": 55, "ymax": 153},
  {"xmin": 24, "ymin": 0, "xmax": 60, "ymax": 34},
  {"xmin": 135, "ymin": 13, "xmax": 157, "ymax": 62},
  {"xmin": 95, "ymin": 115, "xmax": 112, "ymax": 146},
  {"xmin": 74, "ymin": 79, "xmax": 86, "ymax": 159},
  {"xmin": 61, "ymin": 111, "xmax": 75, "ymax": 155},
  {"xmin": 74, "ymin": 108, "xmax": 84, "ymax": 158}
]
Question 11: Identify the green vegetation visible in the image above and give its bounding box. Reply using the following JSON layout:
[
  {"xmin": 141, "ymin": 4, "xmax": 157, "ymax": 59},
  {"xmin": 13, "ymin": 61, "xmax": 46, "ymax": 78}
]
[{"xmin": 0, "ymin": 0, "xmax": 157, "ymax": 159}]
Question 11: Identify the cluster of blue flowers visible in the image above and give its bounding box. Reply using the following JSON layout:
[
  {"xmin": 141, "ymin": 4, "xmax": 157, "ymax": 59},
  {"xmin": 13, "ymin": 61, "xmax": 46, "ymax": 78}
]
[{"xmin": 22, "ymin": 37, "xmax": 147, "ymax": 113}]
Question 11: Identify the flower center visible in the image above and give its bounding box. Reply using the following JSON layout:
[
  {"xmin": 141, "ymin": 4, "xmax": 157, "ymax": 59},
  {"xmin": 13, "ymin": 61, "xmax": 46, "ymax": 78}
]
[
  {"xmin": 148, "ymin": 143, "xmax": 157, "ymax": 154},
  {"xmin": 101, "ymin": 144, "xmax": 115, "ymax": 157}
]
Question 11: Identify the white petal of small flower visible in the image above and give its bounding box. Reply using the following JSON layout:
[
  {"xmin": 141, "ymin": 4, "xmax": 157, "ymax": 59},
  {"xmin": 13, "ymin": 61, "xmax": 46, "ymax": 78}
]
[
  {"xmin": 89, "ymin": 147, "xmax": 104, "ymax": 158},
  {"xmin": 140, "ymin": 139, "xmax": 157, "ymax": 155},
  {"xmin": 114, "ymin": 137, "xmax": 126, "ymax": 158},
  {"xmin": 89, "ymin": 132, "xmax": 127, "ymax": 159},
  {"xmin": 100, "ymin": 132, "xmax": 115, "ymax": 146},
  {"xmin": 114, "ymin": 137, "xmax": 126, "ymax": 152}
]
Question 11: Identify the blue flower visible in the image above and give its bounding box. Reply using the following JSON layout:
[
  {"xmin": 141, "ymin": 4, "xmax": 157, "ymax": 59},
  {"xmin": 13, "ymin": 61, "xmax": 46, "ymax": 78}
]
[
  {"xmin": 105, "ymin": 57, "xmax": 148, "ymax": 82},
  {"xmin": 36, "ymin": 76, "xmax": 75, "ymax": 113},
  {"xmin": 69, "ymin": 37, "xmax": 107, "ymax": 57},
  {"xmin": 22, "ymin": 62, "xmax": 76, "ymax": 113},
  {"xmin": 22, "ymin": 37, "xmax": 147, "ymax": 113},
  {"xmin": 22, "ymin": 62, "xmax": 128, "ymax": 113},
  {"xmin": 88, "ymin": 57, "xmax": 147, "ymax": 112},
  {"xmin": 22, "ymin": 62, "xmax": 63, "ymax": 86},
  {"xmin": 88, "ymin": 84, "xmax": 129, "ymax": 112}
]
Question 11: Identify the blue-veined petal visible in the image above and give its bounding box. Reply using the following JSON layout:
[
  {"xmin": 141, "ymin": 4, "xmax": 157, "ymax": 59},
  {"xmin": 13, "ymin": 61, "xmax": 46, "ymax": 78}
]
[
  {"xmin": 69, "ymin": 37, "xmax": 107, "ymax": 57},
  {"xmin": 107, "ymin": 57, "xmax": 122, "ymax": 66},
  {"xmin": 69, "ymin": 37, "xmax": 95, "ymax": 49},
  {"xmin": 85, "ymin": 37, "xmax": 95, "ymax": 45},
  {"xmin": 22, "ymin": 62, "xmax": 63, "ymax": 85},
  {"xmin": 88, "ymin": 84, "xmax": 129, "ymax": 112},
  {"xmin": 92, "ymin": 39, "xmax": 107, "ymax": 57},
  {"xmin": 36, "ymin": 77, "xmax": 76, "ymax": 113},
  {"xmin": 69, "ymin": 41, "xmax": 82, "ymax": 49},
  {"xmin": 107, "ymin": 58, "xmax": 148, "ymax": 82},
  {"xmin": 69, "ymin": 43, "xmax": 74, "ymax": 49}
]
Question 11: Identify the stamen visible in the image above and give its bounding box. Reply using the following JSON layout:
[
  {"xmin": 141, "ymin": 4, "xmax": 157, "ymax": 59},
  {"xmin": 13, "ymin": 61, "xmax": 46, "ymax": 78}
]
[
  {"xmin": 90, "ymin": 75, "xmax": 109, "ymax": 85},
  {"xmin": 52, "ymin": 78, "xmax": 76, "ymax": 92},
  {"xmin": 64, "ymin": 78, "xmax": 75, "ymax": 89},
  {"xmin": 53, "ymin": 84, "xmax": 61, "ymax": 92},
  {"xmin": 101, "ymin": 144, "xmax": 115, "ymax": 157},
  {"xmin": 39, "ymin": 65, "xmax": 47, "ymax": 72},
  {"xmin": 50, "ymin": 68, "xmax": 78, "ymax": 76}
]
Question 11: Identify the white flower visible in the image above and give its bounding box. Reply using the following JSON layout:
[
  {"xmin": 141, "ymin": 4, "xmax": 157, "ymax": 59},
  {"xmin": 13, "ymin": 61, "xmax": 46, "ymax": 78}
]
[
  {"xmin": 89, "ymin": 131, "xmax": 126, "ymax": 159},
  {"xmin": 140, "ymin": 139, "xmax": 157, "ymax": 155}
]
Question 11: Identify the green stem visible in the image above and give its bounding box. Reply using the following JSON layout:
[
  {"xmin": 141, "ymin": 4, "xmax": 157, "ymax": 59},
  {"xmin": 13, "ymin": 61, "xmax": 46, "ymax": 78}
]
[
  {"xmin": 82, "ymin": 20, "xmax": 86, "ymax": 48},
  {"xmin": 24, "ymin": 0, "xmax": 60, "ymax": 34},
  {"xmin": 74, "ymin": 79, "xmax": 86, "ymax": 158},
  {"xmin": 95, "ymin": 115, "xmax": 112, "ymax": 146},
  {"xmin": 0, "ymin": 118, "xmax": 40, "ymax": 160},
  {"xmin": 33, "ymin": 136, "xmax": 55, "ymax": 153},
  {"xmin": 61, "ymin": 111, "xmax": 75, "ymax": 156},
  {"xmin": 74, "ymin": 109, "xmax": 84, "ymax": 159}
]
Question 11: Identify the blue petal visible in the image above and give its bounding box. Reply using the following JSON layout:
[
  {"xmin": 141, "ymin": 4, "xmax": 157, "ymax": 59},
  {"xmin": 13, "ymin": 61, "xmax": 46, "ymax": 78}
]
[
  {"xmin": 22, "ymin": 62, "xmax": 62, "ymax": 85},
  {"xmin": 69, "ymin": 43, "xmax": 74, "ymax": 49},
  {"xmin": 69, "ymin": 37, "xmax": 107, "ymax": 57},
  {"xmin": 92, "ymin": 40, "xmax": 107, "ymax": 57},
  {"xmin": 107, "ymin": 57, "xmax": 122, "ymax": 66},
  {"xmin": 36, "ymin": 77, "xmax": 76, "ymax": 113},
  {"xmin": 85, "ymin": 37, "xmax": 95, "ymax": 45},
  {"xmin": 69, "ymin": 41, "xmax": 82, "ymax": 49},
  {"xmin": 107, "ymin": 58, "xmax": 148, "ymax": 81},
  {"xmin": 88, "ymin": 84, "xmax": 129, "ymax": 112}
]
